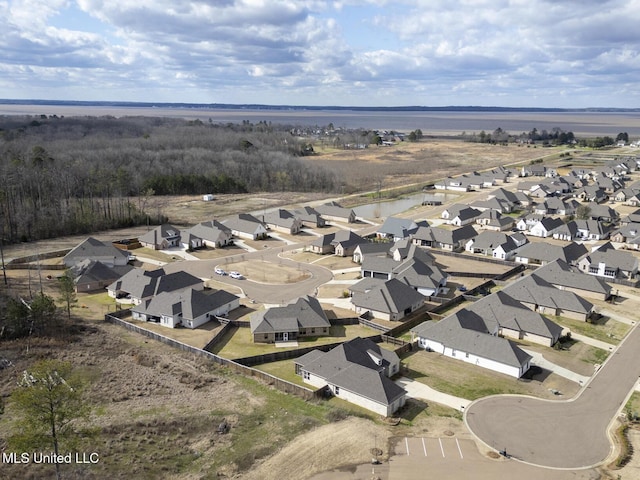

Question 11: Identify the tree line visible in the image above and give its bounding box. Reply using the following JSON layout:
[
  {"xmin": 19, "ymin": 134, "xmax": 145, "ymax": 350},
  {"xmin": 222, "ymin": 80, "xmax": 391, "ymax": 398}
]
[{"xmin": 0, "ymin": 116, "xmax": 337, "ymax": 243}]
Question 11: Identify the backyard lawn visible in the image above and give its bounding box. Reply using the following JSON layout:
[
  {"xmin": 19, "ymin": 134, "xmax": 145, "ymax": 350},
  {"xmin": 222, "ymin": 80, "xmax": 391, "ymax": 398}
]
[{"xmin": 210, "ymin": 324, "xmax": 380, "ymax": 359}]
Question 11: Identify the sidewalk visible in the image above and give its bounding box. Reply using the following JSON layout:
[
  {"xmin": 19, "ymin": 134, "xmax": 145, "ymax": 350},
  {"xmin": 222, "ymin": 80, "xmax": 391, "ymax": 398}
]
[
  {"xmin": 395, "ymin": 376, "xmax": 471, "ymax": 411},
  {"xmin": 570, "ymin": 332, "xmax": 616, "ymax": 351},
  {"xmin": 522, "ymin": 349, "xmax": 590, "ymax": 385}
]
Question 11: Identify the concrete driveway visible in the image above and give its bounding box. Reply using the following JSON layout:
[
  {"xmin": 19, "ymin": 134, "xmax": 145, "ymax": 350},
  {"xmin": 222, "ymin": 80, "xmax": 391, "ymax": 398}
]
[
  {"xmin": 395, "ymin": 377, "xmax": 470, "ymax": 411},
  {"xmin": 465, "ymin": 321, "xmax": 640, "ymax": 469}
]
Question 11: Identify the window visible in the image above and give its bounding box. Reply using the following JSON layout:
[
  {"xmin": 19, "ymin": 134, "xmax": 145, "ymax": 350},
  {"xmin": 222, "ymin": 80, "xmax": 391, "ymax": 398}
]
[
  {"xmin": 335, "ymin": 386, "xmax": 340, "ymax": 395},
  {"xmin": 303, "ymin": 371, "xmax": 310, "ymax": 380},
  {"xmin": 465, "ymin": 352, "xmax": 470, "ymax": 358}
]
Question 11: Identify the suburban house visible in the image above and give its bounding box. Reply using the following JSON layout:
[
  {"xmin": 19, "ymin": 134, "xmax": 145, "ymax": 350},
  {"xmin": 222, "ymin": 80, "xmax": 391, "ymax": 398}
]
[
  {"xmin": 359, "ymin": 242, "xmax": 446, "ymax": 297},
  {"xmin": 180, "ymin": 220, "xmax": 233, "ymax": 249},
  {"xmin": 474, "ymin": 210, "xmax": 515, "ymax": 232},
  {"xmin": 250, "ymin": 296, "xmax": 331, "ymax": 343},
  {"xmin": 64, "ymin": 237, "xmax": 131, "ymax": 267},
  {"xmin": 139, "ymin": 224, "xmax": 182, "ymax": 250},
  {"xmin": 515, "ymin": 213, "xmax": 545, "ymax": 232},
  {"xmin": 466, "ymin": 291, "xmax": 565, "ymax": 346},
  {"xmin": 470, "ymin": 197, "xmax": 513, "ymax": 214},
  {"xmin": 578, "ymin": 243, "xmax": 639, "ymax": 280},
  {"xmin": 533, "ymin": 260, "xmax": 612, "ymax": 301},
  {"xmin": 294, "ymin": 337, "xmax": 407, "ymax": 416},
  {"xmin": 222, "ymin": 214, "xmax": 268, "ymax": 240},
  {"xmin": 501, "ymin": 274, "xmax": 594, "ymax": 321},
  {"xmin": 411, "ymin": 224, "xmax": 478, "ymax": 252},
  {"xmin": 584, "ymin": 202, "xmax": 619, "ymax": 222},
  {"xmin": 515, "ymin": 242, "xmax": 588, "ymax": 266},
  {"xmin": 107, "ymin": 268, "xmax": 203, "ymax": 305},
  {"xmin": 411, "ymin": 316, "xmax": 532, "ymax": 378},
  {"xmin": 533, "ymin": 197, "xmax": 579, "ymax": 216},
  {"xmin": 611, "ymin": 223, "xmax": 640, "ymax": 247},
  {"xmin": 260, "ymin": 209, "xmax": 304, "ymax": 235},
  {"xmin": 490, "ymin": 187, "xmax": 532, "ymax": 207},
  {"xmin": 552, "ymin": 220, "xmax": 610, "ymax": 241},
  {"xmin": 70, "ymin": 259, "xmax": 132, "ymax": 293},
  {"xmin": 528, "ymin": 217, "xmax": 565, "ymax": 238},
  {"xmin": 376, "ymin": 217, "xmax": 426, "ymax": 241},
  {"xmin": 315, "ymin": 202, "xmax": 356, "ymax": 223},
  {"xmin": 464, "ymin": 231, "xmax": 528, "ymax": 261},
  {"xmin": 352, "ymin": 242, "xmax": 393, "ymax": 263},
  {"xmin": 292, "ymin": 206, "xmax": 326, "ymax": 228},
  {"xmin": 434, "ymin": 177, "xmax": 472, "ymax": 191},
  {"xmin": 575, "ymin": 186, "xmax": 607, "ymax": 203},
  {"xmin": 131, "ymin": 288, "xmax": 240, "ymax": 329},
  {"xmin": 350, "ymin": 278, "xmax": 426, "ymax": 321},
  {"xmin": 442, "ymin": 205, "xmax": 482, "ymax": 226},
  {"xmin": 308, "ymin": 230, "xmax": 367, "ymax": 256}
]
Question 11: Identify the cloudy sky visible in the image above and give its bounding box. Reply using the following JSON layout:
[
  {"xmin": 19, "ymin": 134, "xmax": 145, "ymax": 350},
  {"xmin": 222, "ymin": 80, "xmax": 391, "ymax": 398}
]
[{"xmin": 2, "ymin": 0, "xmax": 640, "ymax": 108}]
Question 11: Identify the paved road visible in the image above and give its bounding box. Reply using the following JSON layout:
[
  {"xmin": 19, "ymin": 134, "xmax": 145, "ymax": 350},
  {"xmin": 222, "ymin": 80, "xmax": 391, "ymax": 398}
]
[
  {"xmin": 161, "ymin": 242, "xmax": 334, "ymax": 304},
  {"xmin": 465, "ymin": 321, "xmax": 640, "ymax": 469}
]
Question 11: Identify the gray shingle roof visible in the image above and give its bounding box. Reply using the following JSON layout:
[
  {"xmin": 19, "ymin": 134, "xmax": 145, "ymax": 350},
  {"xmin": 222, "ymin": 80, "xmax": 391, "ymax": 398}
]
[
  {"xmin": 250, "ymin": 296, "xmax": 331, "ymax": 334},
  {"xmin": 516, "ymin": 242, "xmax": 587, "ymax": 264},
  {"xmin": 502, "ymin": 275, "xmax": 593, "ymax": 316},
  {"xmin": 294, "ymin": 337, "xmax": 406, "ymax": 405},
  {"xmin": 133, "ymin": 288, "xmax": 239, "ymax": 320},
  {"xmin": 533, "ymin": 260, "xmax": 611, "ymax": 295},
  {"xmin": 411, "ymin": 319, "xmax": 532, "ymax": 368},
  {"xmin": 64, "ymin": 237, "xmax": 129, "ymax": 266},
  {"xmin": 351, "ymin": 278, "xmax": 425, "ymax": 314}
]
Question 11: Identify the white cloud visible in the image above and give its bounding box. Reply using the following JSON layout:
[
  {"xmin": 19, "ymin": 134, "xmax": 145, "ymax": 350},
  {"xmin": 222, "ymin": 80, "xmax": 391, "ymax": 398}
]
[{"xmin": 1, "ymin": 0, "xmax": 640, "ymax": 106}]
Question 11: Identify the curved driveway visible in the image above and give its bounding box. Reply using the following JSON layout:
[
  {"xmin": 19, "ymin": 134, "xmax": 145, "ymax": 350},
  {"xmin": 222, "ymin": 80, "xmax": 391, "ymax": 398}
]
[{"xmin": 465, "ymin": 322, "xmax": 640, "ymax": 469}]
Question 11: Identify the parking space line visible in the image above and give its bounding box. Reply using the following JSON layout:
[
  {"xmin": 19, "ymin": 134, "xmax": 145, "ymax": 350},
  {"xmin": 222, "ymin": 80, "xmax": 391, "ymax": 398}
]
[
  {"xmin": 439, "ymin": 437, "xmax": 445, "ymax": 457},
  {"xmin": 456, "ymin": 438, "xmax": 463, "ymax": 459},
  {"xmin": 422, "ymin": 437, "xmax": 427, "ymax": 457},
  {"xmin": 405, "ymin": 437, "xmax": 410, "ymax": 456}
]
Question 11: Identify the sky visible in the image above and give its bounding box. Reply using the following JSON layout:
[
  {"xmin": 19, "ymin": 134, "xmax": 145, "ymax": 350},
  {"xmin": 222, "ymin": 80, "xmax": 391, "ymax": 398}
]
[{"xmin": 1, "ymin": 0, "xmax": 640, "ymax": 108}]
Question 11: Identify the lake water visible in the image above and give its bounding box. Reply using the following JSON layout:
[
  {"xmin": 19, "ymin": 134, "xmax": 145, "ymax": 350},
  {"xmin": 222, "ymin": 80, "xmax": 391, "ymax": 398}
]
[
  {"xmin": 1, "ymin": 104, "xmax": 640, "ymax": 136},
  {"xmin": 353, "ymin": 192, "xmax": 458, "ymax": 219}
]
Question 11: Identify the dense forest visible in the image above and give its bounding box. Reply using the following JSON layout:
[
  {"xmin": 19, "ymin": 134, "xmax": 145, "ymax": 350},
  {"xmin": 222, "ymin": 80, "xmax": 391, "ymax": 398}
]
[{"xmin": 0, "ymin": 116, "xmax": 337, "ymax": 243}]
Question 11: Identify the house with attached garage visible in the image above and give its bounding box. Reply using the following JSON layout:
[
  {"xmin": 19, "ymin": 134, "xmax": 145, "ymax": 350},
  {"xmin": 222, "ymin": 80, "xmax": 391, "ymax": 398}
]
[
  {"xmin": 139, "ymin": 224, "xmax": 182, "ymax": 250},
  {"xmin": 474, "ymin": 210, "xmax": 515, "ymax": 231},
  {"xmin": 411, "ymin": 224, "xmax": 477, "ymax": 252},
  {"xmin": 294, "ymin": 337, "xmax": 407, "ymax": 417},
  {"xmin": 350, "ymin": 278, "xmax": 426, "ymax": 321},
  {"xmin": 131, "ymin": 288, "xmax": 240, "ymax": 329},
  {"xmin": 70, "ymin": 259, "xmax": 132, "ymax": 293},
  {"xmin": 501, "ymin": 274, "xmax": 594, "ymax": 321},
  {"xmin": 528, "ymin": 217, "xmax": 565, "ymax": 238},
  {"xmin": 515, "ymin": 241, "xmax": 588, "ymax": 267},
  {"xmin": 107, "ymin": 268, "xmax": 203, "ymax": 305},
  {"xmin": 552, "ymin": 219, "xmax": 610, "ymax": 242},
  {"xmin": 222, "ymin": 213, "xmax": 268, "ymax": 240},
  {"xmin": 249, "ymin": 296, "xmax": 331, "ymax": 343},
  {"xmin": 376, "ymin": 216, "xmax": 427, "ymax": 241},
  {"xmin": 611, "ymin": 223, "xmax": 640, "ymax": 248},
  {"xmin": 64, "ymin": 237, "xmax": 131, "ymax": 267},
  {"xmin": 434, "ymin": 177, "xmax": 472, "ymax": 192},
  {"xmin": 308, "ymin": 230, "xmax": 367, "ymax": 256},
  {"xmin": 465, "ymin": 231, "xmax": 528, "ymax": 261},
  {"xmin": 352, "ymin": 242, "xmax": 392, "ymax": 263},
  {"xmin": 578, "ymin": 242, "xmax": 639, "ymax": 280},
  {"xmin": 441, "ymin": 205, "xmax": 482, "ymax": 226},
  {"xmin": 291, "ymin": 206, "xmax": 326, "ymax": 228},
  {"xmin": 470, "ymin": 197, "xmax": 513, "ymax": 214},
  {"xmin": 490, "ymin": 187, "xmax": 532, "ymax": 207},
  {"xmin": 533, "ymin": 197, "xmax": 580, "ymax": 216},
  {"xmin": 180, "ymin": 220, "xmax": 233, "ymax": 249},
  {"xmin": 315, "ymin": 201, "xmax": 356, "ymax": 223},
  {"xmin": 259, "ymin": 209, "xmax": 303, "ymax": 235},
  {"xmin": 532, "ymin": 259, "xmax": 612, "ymax": 301},
  {"xmin": 411, "ymin": 315, "xmax": 532, "ymax": 378}
]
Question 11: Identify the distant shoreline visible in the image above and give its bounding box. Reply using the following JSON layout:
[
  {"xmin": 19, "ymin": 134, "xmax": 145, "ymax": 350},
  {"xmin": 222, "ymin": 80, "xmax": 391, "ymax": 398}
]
[
  {"xmin": 1, "ymin": 98, "xmax": 639, "ymax": 113},
  {"xmin": 2, "ymin": 102, "xmax": 640, "ymax": 136}
]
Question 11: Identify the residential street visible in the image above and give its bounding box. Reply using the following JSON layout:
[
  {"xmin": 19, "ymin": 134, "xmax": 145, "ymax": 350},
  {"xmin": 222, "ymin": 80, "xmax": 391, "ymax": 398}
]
[{"xmin": 465, "ymin": 321, "xmax": 640, "ymax": 469}]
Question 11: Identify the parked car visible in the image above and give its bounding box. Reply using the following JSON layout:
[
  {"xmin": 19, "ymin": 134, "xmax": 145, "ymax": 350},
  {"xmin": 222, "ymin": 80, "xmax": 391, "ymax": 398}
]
[
  {"xmin": 457, "ymin": 285, "xmax": 467, "ymax": 292},
  {"xmin": 214, "ymin": 267, "xmax": 226, "ymax": 276},
  {"xmin": 229, "ymin": 271, "xmax": 243, "ymax": 279}
]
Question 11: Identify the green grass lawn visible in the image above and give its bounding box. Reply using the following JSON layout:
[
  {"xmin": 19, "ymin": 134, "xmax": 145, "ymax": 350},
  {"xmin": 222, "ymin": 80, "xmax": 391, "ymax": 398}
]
[
  {"xmin": 211, "ymin": 324, "xmax": 379, "ymax": 359},
  {"xmin": 401, "ymin": 350, "xmax": 531, "ymax": 400},
  {"xmin": 550, "ymin": 315, "xmax": 631, "ymax": 345},
  {"xmin": 254, "ymin": 359, "xmax": 307, "ymax": 386}
]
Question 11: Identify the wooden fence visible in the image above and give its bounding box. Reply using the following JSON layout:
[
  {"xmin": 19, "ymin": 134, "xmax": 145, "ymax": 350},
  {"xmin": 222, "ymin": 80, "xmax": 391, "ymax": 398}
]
[{"xmin": 104, "ymin": 313, "xmax": 322, "ymax": 400}]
